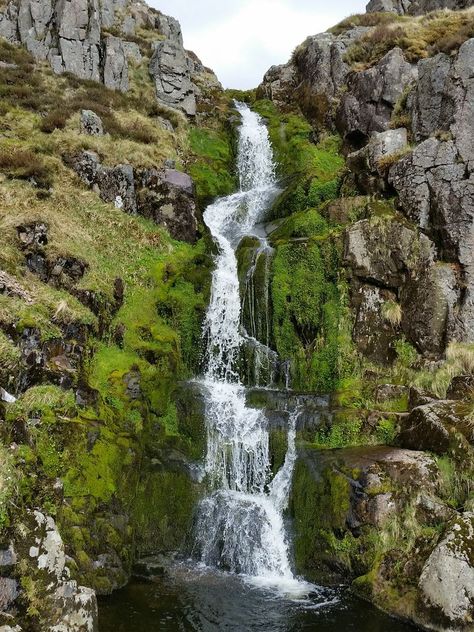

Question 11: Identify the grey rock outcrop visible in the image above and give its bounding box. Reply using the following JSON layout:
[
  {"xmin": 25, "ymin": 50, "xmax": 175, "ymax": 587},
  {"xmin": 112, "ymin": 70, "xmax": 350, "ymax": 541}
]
[
  {"xmin": 367, "ymin": 0, "xmax": 474, "ymax": 14},
  {"xmin": 418, "ymin": 513, "xmax": 474, "ymax": 630},
  {"xmin": 69, "ymin": 152, "xmax": 199, "ymax": 242},
  {"xmin": 103, "ymin": 35, "xmax": 129, "ymax": 92},
  {"xmin": 149, "ymin": 39, "xmax": 197, "ymax": 116},
  {"xmin": 0, "ymin": 0, "xmax": 216, "ymax": 114},
  {"xmin": 80, "ymin": 110, "xmax": 104, "ymax": 136},
  {"xmin": 337, "ymin": 48, "xmax": 417, "ymax": 148}
]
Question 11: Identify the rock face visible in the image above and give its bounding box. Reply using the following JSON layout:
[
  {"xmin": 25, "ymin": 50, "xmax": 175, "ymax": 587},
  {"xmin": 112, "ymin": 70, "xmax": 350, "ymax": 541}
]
[
  {"xmin": 0, "ymin": 511, "xmax": 98, "ymax": 631},
  {"xmin": 0, "ymin": 0, "xmax": 218, "ymax": 113},
  {"xmin": 70, "ymin": 151, "xmax": 199, "ymax": 242},
  {"xmin": 366, "ymin": 0, "xmax": 474, "ymax": 14},
  {"xmin": 149, "ymin": 40, "xmax": 197, "ymax": 116},
  {"xmin": 337, "ymin": 48, "xmax": 417, "ymax": 149},
  {"xmin": 418, "ymin": 513, "xmax": 474, "ymax": 630}
]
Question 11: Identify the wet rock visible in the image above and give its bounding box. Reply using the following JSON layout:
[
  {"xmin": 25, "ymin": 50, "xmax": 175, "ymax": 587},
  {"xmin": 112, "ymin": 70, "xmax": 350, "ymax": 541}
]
[
  {"xmin": 75, "ymin": 385, "xmax": 99, "ymax": 408},
  {"xmin": 0, "ymin": 577, "xmax": 18, "ymax": 611},
  {"xmin": 80, "ymin": 110, "xmax": 104, "ymax": 136},
  {"xmin": 103, "ymin": 35, "xmax": 128, "ymax": 92},
  {"xmin": 21, "ymin": 511, "xmax": 99, "ymax": 631},
  {"xmin": 149, "ymin": 39, "xmax": 197, "ymax": 116},
  {"xmin": 418, "ymin": 513, "xmax": 474, "ymax": 629},
  {"xmin": 352, "ymin": 284, "xmax": 399, "ymax": 364},
  {"xmin": 133, "ymin": 553, "xmax": 177, "ymax": 580},
  {"xmin": 447, "ymin": 375, "xmax": 474, "ymax": 400},
  {"xmin": 136, "ymin": 168, "xmax": 199, "ymax": 242},
  {"xmin": 337, "ymin": 48, "xmax": 417, "ymax": 149},
  {"xmin": 123, "ymin": 370, "xmax": 141, "ymax": 400}
]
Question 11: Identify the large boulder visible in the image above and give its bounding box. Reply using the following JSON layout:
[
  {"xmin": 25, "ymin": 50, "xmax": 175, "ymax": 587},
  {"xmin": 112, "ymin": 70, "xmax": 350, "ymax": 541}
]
[
  {"xmin": 417, "ymin": 513, "xmax": 474, "ymax": 631},
  {"xmin": 149, "ymin": 39, "xmax": 197, "ymax": 116},
  {"xmin": 136, "ymin": 168, "xmax": 199, "ymax": 243},
  {"xmin": 344, "ymin": 217, "xmax": 434, "ymax": 288},
  {"xmin": 398, "ymin": 401, "xmax": 473, "ymax": 454},
  {"xmin": 337, "ymin": 48, "xmax": 417, "ymax": 149}
]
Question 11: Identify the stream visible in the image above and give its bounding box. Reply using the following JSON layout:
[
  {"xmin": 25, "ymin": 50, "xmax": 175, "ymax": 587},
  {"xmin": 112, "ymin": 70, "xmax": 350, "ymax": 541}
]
[{"xmin": 99, "ymin": 104, "xmax": 417, "ymax": 631}]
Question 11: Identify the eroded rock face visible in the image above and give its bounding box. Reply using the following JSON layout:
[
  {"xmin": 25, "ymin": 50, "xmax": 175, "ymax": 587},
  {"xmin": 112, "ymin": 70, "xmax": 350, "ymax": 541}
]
[
  {"xmin": 1, "ymin": 511, "xmax": 99, "ymax": 631},
  {"xmin": 418, "ymin": 513, "xmax": 474, "ymax": 631},
  {"xmin": 69, "ymin": 152, "xmax": 199, "ymax": 242},
  {"xmin": 137, "ymin": 168, "xmax": 199, "ymax": 242},
  {"xmin": 149, "ymin": 39, "xmax": 197, "ymax": 116},
  {"xmin": 338, "ymin": 48, "xmax": 418, "ymax": 149}
]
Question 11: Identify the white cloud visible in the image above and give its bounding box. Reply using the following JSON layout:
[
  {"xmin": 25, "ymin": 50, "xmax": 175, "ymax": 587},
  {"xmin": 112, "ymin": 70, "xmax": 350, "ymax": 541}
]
[{"xmin": 149, "ymin": 0, "xmax": 367, "ymax": 88}]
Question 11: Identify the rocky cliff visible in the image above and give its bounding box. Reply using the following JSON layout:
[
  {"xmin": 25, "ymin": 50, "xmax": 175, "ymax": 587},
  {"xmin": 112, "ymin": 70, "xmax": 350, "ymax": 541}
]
[
  {"xmin": 0, "ymin": 1, "xmax": 235, "ymax": 630},
  {"xmin": 254, "ymin": 1, "xmax": 474, "ymax": 631}
]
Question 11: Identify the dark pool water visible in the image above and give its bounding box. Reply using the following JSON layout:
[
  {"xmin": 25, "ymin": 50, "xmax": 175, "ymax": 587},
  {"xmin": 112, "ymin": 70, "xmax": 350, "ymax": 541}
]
[{"xmin": 99, "ymin": 563, "xmax": 417, "ymax": 632}]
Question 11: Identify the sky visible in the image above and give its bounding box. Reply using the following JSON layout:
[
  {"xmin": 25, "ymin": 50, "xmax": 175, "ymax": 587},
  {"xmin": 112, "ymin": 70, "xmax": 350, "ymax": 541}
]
[{"xmin": 149, "ymin": 0, "xmax": 367, "ymax": 89}]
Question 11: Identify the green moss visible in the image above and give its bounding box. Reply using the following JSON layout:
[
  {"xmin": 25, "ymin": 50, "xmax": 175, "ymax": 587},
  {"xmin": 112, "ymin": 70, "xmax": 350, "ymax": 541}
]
[
  {"xmin": 270, "ymin": 236, "xmax": 355, "ymax": 393},
  {"xmin": 313, "ymin": 413, "xmax": 364, "ymax": 449},
  {"xmin": 188, "ymin": 126, "xmax": 236, "ymax": 204}
]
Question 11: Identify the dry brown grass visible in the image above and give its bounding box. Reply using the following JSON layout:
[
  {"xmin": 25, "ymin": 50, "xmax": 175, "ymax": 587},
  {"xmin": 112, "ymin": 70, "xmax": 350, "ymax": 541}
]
[{"xmin": 345, "ymin": 8, "xmax": 474, "ymax": 69}]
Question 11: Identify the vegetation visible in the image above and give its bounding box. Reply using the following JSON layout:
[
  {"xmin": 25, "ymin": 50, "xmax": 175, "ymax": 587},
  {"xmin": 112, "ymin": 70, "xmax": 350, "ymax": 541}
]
[{"xmin": 344, "ymin": 8, "xmax": 474, "ymax": 69}]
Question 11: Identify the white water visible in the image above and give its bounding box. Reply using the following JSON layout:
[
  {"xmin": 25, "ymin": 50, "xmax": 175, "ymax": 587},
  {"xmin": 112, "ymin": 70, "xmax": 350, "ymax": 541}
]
[{"xmin": 195, "ymin": 103, "xmax": 308, "ymax": 595}]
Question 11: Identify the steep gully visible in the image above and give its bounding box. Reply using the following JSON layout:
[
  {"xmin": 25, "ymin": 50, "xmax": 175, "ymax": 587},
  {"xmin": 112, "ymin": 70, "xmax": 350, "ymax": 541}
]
[{"xmin": 99, "ymin": 104, "xmax": 416, "ymax": 631}]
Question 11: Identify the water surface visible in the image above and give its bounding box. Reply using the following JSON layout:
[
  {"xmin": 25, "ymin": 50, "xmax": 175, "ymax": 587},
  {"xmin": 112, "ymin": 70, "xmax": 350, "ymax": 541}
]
[{"xmin": 99, "ymin": 564, "xmax": 416, "ymax": 632}]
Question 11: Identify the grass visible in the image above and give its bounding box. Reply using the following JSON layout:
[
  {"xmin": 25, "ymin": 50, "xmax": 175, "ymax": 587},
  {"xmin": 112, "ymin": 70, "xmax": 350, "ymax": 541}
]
[
  {"xmin": 344, "ymin": 8, "xmax": 474, "ymax": 69},
  {"xmin": 382, "ymin": 300, "xmax": 402, "ymax": 327},
  {"xmin": 0, "ymin": 443, "xmax": 16, "ymax": 528}
]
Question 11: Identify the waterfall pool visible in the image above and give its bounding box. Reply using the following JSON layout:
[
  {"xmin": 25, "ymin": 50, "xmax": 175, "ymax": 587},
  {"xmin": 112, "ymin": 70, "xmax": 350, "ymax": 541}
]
[{"xmin": 98, "ymin": 563, "xmax": 417, "ymax": 631}]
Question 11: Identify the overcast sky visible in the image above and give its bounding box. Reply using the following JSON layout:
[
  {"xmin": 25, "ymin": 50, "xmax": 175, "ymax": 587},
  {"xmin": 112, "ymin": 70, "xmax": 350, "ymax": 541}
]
[{"xmin": 149, "ymin": 1, "xmax": 367, "ymax": 89}]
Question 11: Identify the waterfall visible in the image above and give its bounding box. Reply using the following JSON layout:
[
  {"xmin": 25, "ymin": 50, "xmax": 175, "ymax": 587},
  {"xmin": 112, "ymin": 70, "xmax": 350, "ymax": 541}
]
[{"xmin": 195, "ymin": 102, "xmax": 307, "ymax": 594}]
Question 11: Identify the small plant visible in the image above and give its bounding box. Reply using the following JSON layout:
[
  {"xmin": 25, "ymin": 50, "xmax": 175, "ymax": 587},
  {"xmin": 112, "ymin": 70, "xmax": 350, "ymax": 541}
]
[
  {"xmin": 40, "ymin": 109, "xmax": 70, "ymax": 133},
  {"xmin": 382, "ymin": 300, "xmax": 402, "ymax": 326},
  {"xmin": 394, "ymin": 337, "xmax": 418, "ymax": 368}
]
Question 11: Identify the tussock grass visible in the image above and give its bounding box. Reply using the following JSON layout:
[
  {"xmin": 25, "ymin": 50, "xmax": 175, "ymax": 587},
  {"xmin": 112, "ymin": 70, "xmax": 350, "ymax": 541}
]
[
  {"xmin": 345, "ymin": 8, "xmax": 474, "ymax": 69},
  {"xmin": 382, "ymin": 300, "xmax": 402, "ymax": 326}
]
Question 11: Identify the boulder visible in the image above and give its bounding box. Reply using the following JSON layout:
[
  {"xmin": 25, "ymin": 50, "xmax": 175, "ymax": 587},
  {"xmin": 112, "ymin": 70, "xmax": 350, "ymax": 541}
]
[
  {"xmin": 17, "ymin": 222, "xmax": 48, "ymax": 249},
  {"xmin": 398, "ymin": 401, "xmax": 472, "ymax": 454},
  {"xmin": 344, "ymin": 217, "xmax": 434, "ymax": 288},
  {"xmin": 257, "ymin": 63, "xmax": 297, "ymax": 106},
  {"xmin": 337, "ymin": 48, "xmax": 417, "ymax": 149},
  {"xmin": 447, "ymin": 375, "xmax": 474, "ymax": 400},
  {"xmin": 0, "ymin": 577, "xmax": 18, "ymax": 611},
  {"xmin": 149, "ymin": 39, "xmax": 197, "ymax": 116},
  {"xmin": 418, "ymin": 513, "xmax": 474, "ymax": 630},
  {"xmin": 80, "ymin": 110, "xmax": 104, "ymax": 136},
  {"xmin": 136, "ymin": 168, "xmax": 199, "ymax": 242}
]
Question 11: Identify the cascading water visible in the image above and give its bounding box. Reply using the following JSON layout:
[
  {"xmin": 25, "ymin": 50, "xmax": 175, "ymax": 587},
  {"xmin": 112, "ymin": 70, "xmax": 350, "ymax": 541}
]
[{"xmin": 195, "ymin": 102, "xmax": 306, "ymax": 594}]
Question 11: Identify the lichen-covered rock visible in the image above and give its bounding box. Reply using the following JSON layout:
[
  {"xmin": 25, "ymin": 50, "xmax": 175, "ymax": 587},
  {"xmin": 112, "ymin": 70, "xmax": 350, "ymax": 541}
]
[
  {"xmin": 344, "ymin": 217, "xmax": 434, "ymax": 288},
  {"xmin": 398, "ymin": 401, "xmax": 472, "ymax": 454},
  {"xmin": 417, "ymin": 513, "xmax": 474, "ymax": 631},
  {"xmin": 136, "ymin": 168, "xmax": 199, "ymax": 242},
  {"xmin": 103, "ymin": 35, "xmax": 128, "ymax": 92},
  {"xmin": 149, "ymin": 39, "xmax": 197, "ymax": 116},
  {"xmin": 337, "ymin": 48, "xmax": 417, "ymax": 149},
  {"xmin": 351, "ymin": 284, "xmax": 399, "ymax": 363},
  {"xmin": 347, "ymin": 128, "xmax": 408, "ymax": 192}
]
